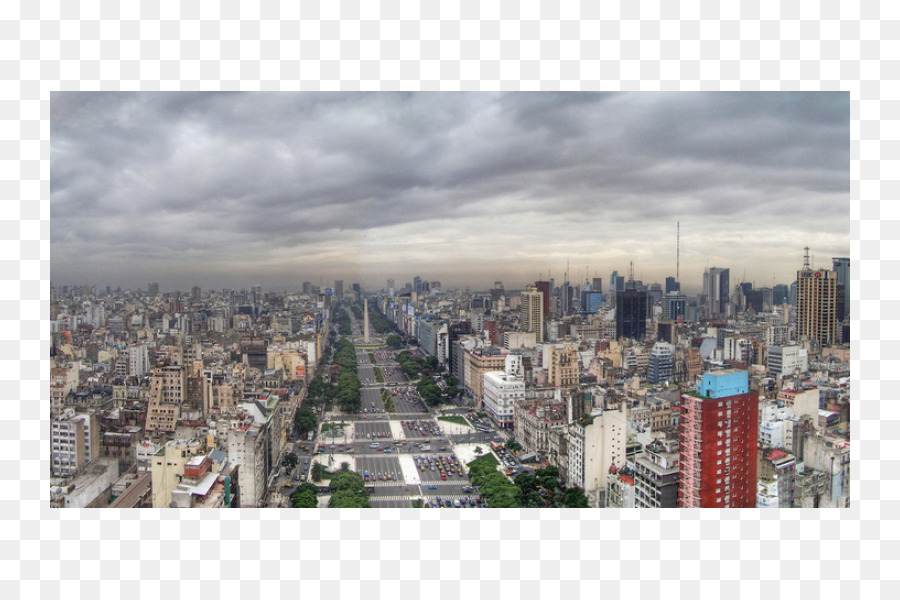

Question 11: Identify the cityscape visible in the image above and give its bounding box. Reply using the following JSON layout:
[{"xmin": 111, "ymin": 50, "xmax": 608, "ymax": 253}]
[{"xmin": 49, "ymin": 92, "xmax": 850, "ymax": 508}]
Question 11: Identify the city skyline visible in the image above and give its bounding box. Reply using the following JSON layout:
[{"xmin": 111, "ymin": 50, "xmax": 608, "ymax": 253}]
[{"xmin": 51, "ymin": 92, "xmax": 849, "ymax": 293}]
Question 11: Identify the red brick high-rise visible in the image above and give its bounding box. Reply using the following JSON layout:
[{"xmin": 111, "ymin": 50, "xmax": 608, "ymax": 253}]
[{"xmin": 678, "ymin": 369, "xmax": 758, "ymax": 507}]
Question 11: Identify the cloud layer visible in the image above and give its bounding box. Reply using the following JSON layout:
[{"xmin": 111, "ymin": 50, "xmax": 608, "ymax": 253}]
[{"xmin": 51, "ymin": 92, "xmax": 849, "ymax": 294}]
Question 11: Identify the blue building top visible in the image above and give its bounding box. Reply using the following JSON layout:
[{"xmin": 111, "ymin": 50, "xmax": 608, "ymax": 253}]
[{"xmin": 697, "ymin": 369, "xmax": 749, "ymax": 399}]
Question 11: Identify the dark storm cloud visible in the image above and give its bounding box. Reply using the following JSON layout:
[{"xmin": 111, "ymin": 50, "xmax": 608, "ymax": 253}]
[{"xmin": 50, "ymin": 92, "xmax": 849, "ymax": 291}]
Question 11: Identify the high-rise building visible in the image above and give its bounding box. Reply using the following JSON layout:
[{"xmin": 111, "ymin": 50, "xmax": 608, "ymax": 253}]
[
  {"xmin": 521, "ymin": 286, "xmax": 544, "ymax": 342},
  {"xmin": 386, "ymin": 279, "xmax": 395, "ymax": 293},
  {"xmin": 773, "ymin": 284, "xmax": 789, "ymax": 306},
  {"xmin": 334, "ymin": 280, "xmax": 343, "ymax": 300},
  {"xmin": 148, "ymin": 282, "xmax": 159, "ymax": 298},
  {"xmin": 413, "ymin": 276, "xmax": 422, "ymax": 295},
  {"xmin": 678, "ymin": 370, "xmax": 759, "ymax": 508},
  {"xmin": 665, "ymin": 277, "xmax": 679, "ymax": 294},
  {"xmin": 703, "ymin": 267, "xmax": 730, "ymax": 319},
  {"xmin": 615, "ymin": 290, "xmax": 648, "ymax": 341},
  {"xmin": 534, "ymin": 281, "xmax": 550, "ymax": 320},
  {"xmin": 797, "ymin": 256, "xmax": 838, "ymax": 346},
  {"xmin": 302, "ymin": 281, "xmax": 312, "ymax": 295},
  {"xmin": 647, "ymin": 342, "xmax": 674, "ymax": 385},
  {"xmin": 548, "ymin": 345, "xmax": 579, "ymax": 390},
  {"xmin": 663, "ymin": 292, "xmax": 686, "ymax": 321},
  {"xmin": 832, "ymin": 257, "xmax": 850, "ymax": 321},
  {"xmin": 592, "ymin": 277, "xmax": 603, "ymax": 293}
]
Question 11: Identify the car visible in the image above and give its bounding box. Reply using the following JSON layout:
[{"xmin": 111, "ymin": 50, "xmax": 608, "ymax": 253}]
[
  {"xmin": 445, "ymin": 499, "xmax": 452, "ymax": 508},
  {"xmin": 468, "ymin": 498, "xmax": 476, "ymax": 507},
  {"xmin": 454, "ymin": 499, "xmax": 461, "ymax": 508},
  {"xmin": 428, "ymin": 485, "xmax": 438, "ymax": 489},
  {"xmin": 440, "ymin": 473, "xmax": 447, "ymax": 480}
]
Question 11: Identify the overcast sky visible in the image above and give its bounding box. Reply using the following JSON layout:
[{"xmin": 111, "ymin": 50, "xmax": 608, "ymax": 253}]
[{"xmin": 51, "ymin": 92, "xmax": 849, "ymax": 295}]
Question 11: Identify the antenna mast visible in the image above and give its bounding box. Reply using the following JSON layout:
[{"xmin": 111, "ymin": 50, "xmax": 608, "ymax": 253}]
[
  {"xmin": 803, "ymin": 246, "xmax": 811, "ymax": 272},
  {"xmin": 676, "ymin": 221, "xmax": 680, "ymax": 285}
]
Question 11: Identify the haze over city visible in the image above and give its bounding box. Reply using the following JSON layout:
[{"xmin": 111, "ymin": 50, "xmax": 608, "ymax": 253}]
[{"xmin": 51, "ymin": 92, "xmax": 849, "ymax": 293}]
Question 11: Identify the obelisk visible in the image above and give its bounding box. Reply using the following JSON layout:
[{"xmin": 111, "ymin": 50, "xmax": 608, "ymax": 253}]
[{"xmin": 363, "ymin": 297, "xmax": 370, "ymax": 343}]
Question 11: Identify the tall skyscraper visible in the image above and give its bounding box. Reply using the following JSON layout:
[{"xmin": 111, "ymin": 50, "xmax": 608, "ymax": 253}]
[
  {"xmin": 665, "ymin": 276, "xmax": 679, "ymax": 294},
  {"xmin": 302, "ymin": 281, "xmax": 312, "ymax": 295},
  {"xmin": 334, "ymin": 280, "xmax": 343, "ymax": 300},
  {"xmin": 678, "ymin": 370, "xmax": 759, "ymax": 507},
  {"xmin": 534, "ymin": 281, "xmax": 550, "ymax": 320},
  {"xmin": 521, "ymin": 286, "xmax": 544, "ymax": 342},
  {"xmin": 413, "ymin": 276, "xmax": 422, "ymax": 295},
  {"xmin": 148, "ymin": 282, "xmax": 159, "ymax": 298},
  {"xmin": 773, "ymin": 284, "xmax": 789, "ymax": 306},
  {"xmin": 191, "ymin": 286, "xmax": 201, "ymax": 301},
  {"xmin": 832, "ymin": 257, "xmax": 850, "ymax": 321},
  {"xmin": 797, "ymin": 253, "xmax": 838, "ymax": 346},
  {"xmin": 592, "ymin": 277, "xmax": 603, "ymax": 293},
  {"xmin": 615, "ymin": 290, "xmax": 648, "ymax": 340},
  {"xmin": 387, "ymin": 279, "xmax": 395, "ymax": 292},
  {"xmin": 703, "ymin": 267, "xmax": 730, "ymax": 319}
]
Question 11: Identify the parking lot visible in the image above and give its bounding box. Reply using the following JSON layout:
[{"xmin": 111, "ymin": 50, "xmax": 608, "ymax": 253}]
[
  {"xmin": 355, "ymin": 455, "xmax": 404, "ymax": 483},
  {"xmin": 415, "ymin": 452, "xmax": 466, "ymax": 482},
  {"xmin": 355, "ymin": 420, "xmax": 393, "ymax": 439},
  {"xmin": 401, "ymin": 418, "xmax": 442, "ymax": 438}
]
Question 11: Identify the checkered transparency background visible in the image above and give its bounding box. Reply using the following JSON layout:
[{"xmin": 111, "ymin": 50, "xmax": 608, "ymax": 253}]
[{"xmin": 6, "ymin": 1, "xmax": 894, "ymax": 598}]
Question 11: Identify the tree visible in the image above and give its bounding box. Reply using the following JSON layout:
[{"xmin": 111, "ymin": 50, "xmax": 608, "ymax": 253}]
[
  {"xmin": 443, "ymin": 374, "xmax": 459, "ymax": 388},
  {"xmin": 506, "ymin": 439, "xmax": 522, "ymax": 453},
  {"xmin": 289, "ymin": 483, "xmax": 319, "ymax": 508},
  {"xmin": 308, "ymin": 376, "xmax": 325, "ymax": 400},
  {"xmin": 311, "ymin": 462, "xmax": 324, "ymax": 482},
  {"xmin": 386, "ymin": 335, "xmax": 403, "ymax": 349},
  {"xmin": 474, "ymin": 446, "xmax": 483, "ymax": 454},
  {"xmin": 340, "ymin": 462, "xmax": 350, "ymax": 471},
  {"xmin": 294, "ymin": 406, "xmax": 317, "ymax": 435},
  {"xmin": 562, "ymin": 487, "xmax": 590, "ymax": 508},
  {"xmin": 281, "ymin": 453, "xmax": 299, "ymax": 472}
]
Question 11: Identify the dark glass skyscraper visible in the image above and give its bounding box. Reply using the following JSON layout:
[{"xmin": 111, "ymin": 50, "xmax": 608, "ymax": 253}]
[{"xmin": 616, "ymin": 290, "xmax": 648, "ymax": 340}]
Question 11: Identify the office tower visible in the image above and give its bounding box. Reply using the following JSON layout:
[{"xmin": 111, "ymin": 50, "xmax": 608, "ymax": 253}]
[
  {"xmin": 832, "ymin": 257, "xmax": 850, "ymax": 321},
  {"xmin": 431, "ymin": 281, "xmax": 441, "ymax": 291},
  {"xmin": 581, "ymin": 285, "xmax": 603, "ymax": 315},
  {"xmin": 490, "ymin": 281, "xmax": 504, "ymax": 305},
  {"xmin": 703, "ymin": 267, "xmax": 730, "ymax": 318},
  {"xmin": 615, "ymin": 290, "xmax": 648, "ymax": 340},
  {"xmin": 648, "ymin": 283, "xmax": 663, "ymax": 305},
  {"xmin": 789, "ymin": 281, "xmax": 798, "ymax": 307},
  {"xmin": 592, "ymin": 277, "xmax": 603, "ymax": 293},
  {"xmin": 387, "ymin": 279, "xmax": 395, "ymax": 292},
  {"xmin": 521, "ymin": 286, "xmax": 544, "ymax": 342},
  {"xmin": 610, "ymin": 271, "xmax": 625, "ymax": 293},
  {"xmin": 797, "ymin": 259, "xmax": 838, "ymax": 347},
  {"xmin": 534, "ymin": 281, "xmax": 550, "ymax": 319},
  {"xmin": 663, "ymin": 292, "xmax": 686, "ymax": 321},
  {"xmin": 191, "ymin": 286, "xmax": 201, "ymax": 301},
  {"xmin": 648, "ymin": 342, "xmax": 674, "ymax": 385},
  {"xmin": 302, "ymin": 281, "xmax": 312, "ymax": 295},
  {"xmin": 334, "ymin": 280, "xmax": 343, "ymax": 300},
  {"xmin": 148, "ymin": 282, "xmax": 159, "ymax": 298},
  {"xmin": 773, "ymin": 284, "xmax": 789, "ymax": 306},
  {"xmin": 413, "ymin": 276, "xmax": 422, "ymax": 295},
  {"xmin": 665, "ymin": 276, "xmax": 679, "ymax": 294},
  {"xmin": 678, "ymin": 370, "xmax": 759, "ymax": 507}
]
